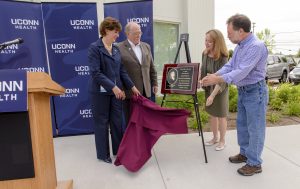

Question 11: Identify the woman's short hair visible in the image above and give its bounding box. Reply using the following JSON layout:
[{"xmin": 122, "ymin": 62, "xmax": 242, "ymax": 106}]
[{"xmin": 99, "ymin": 17, "xmax": 122, "ymax": 36}]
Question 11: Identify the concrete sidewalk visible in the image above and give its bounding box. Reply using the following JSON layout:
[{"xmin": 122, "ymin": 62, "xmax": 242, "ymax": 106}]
[{"xmin": 54, "ymin": 125, "xmax": 300, "ymax": 189}]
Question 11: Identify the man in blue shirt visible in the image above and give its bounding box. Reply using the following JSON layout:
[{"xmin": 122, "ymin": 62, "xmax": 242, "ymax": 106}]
[{"xmin": 202, "ymin": 14, "xmax": 268, "ymax": 176}]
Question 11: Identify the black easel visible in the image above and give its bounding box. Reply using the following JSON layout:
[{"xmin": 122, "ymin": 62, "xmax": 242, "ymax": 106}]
[{"xmin": 161, "ymin": 33, "xmax": 208, "ymax": 163}]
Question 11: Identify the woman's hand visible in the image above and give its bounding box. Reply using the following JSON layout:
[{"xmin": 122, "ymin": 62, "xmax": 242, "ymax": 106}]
[
  {"xmin": 206, "ymin": 95, "xmax": 215, "ymax": 106},
  {"xmin": 121, "ymin": 91, "xmax": 126, "ymax": 100},
  {"xmin": 198, "ymin": 80, "xmax": 203, "ymax": 88},
  {"xmin": 131, "ymin": 86, "xmax": 141, "ymax": 96},
  {"xmin": 112, "ymin": 86, "xmax": 125, "ymax": 100}
]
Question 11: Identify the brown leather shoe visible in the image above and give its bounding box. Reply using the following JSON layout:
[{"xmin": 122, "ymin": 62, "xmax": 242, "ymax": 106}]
[
  {"xmin": 237, "ymin": 164, "xmax": 262, "ymax": 176},
  {"xmin": 229, "ymin": 154, "xmax": 247, "ymax": 163}
]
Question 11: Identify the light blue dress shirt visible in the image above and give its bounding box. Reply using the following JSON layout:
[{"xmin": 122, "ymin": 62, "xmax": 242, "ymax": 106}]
[{"xmin": 217, "ymin": 33, "xmax": 268, "ymax": 87}]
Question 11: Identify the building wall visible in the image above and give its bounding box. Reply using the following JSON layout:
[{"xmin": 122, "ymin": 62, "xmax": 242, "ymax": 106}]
[
  {"xmin": 186, "ymin": 0, "xmax": 215, "ymax": 62},
  {"xmin": 153, "ymin": 0, "xmax": 214, "ymax": 63}
]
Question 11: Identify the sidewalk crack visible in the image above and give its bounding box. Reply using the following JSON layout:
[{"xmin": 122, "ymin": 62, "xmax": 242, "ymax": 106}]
[
  {"xmin": 265, "ymin": 145, "xmax": 300, "ymax": 167},
  {"xmin": 153, "ymin": 148, "xmax": 168, "ymax": 189}
]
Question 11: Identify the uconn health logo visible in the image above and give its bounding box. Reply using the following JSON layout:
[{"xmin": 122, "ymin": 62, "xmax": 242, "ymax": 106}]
[
  {"xmin": 51, "ymin": 43, "xmax": 76, "ymax": 54},
  {"xmin": 80, "ymin": 109, "xmax": 93, "ymax": 118},
  {"xmin": 0, "ymin": 44, "xmax": 19, "ymax": 54},
  {"xmin": 127, "ymin": 17, "xmax": 150, "ymax": 27},
  {"xmin": 11, "ymin": 18, "xmax": 39, "ymax": 30},
  {"xmin": 75, "ymin": 66, "xmax": 89, "ymax": 76},
  {"xmin": 60, "ymin": 88, "xmax": 80, "ymax": 98},
  {"xmin": 0, "ymin": 80, "xmax": 23, "ymax": 102},
  {"xmin": 70, "ymin": 19, "xmax": 95, "ymax": 30},
  {"xmin": 19, "ymin": 67, "xmax": 46, "ymax": 72}
]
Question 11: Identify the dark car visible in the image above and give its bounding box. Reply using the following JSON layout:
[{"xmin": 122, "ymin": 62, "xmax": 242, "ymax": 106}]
[
  {"xmin": 289, "ymin": 64, "xmax": 300, "ymax": 84},
  {"xmin": 266, "ymin": 55, "xmax": 289, "ymax": 83}
]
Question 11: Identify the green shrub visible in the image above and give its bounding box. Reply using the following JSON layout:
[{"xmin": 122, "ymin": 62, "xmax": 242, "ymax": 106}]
[
  {"xmin": 288, "ymin": 86, "xmax": 300, "ymax": 101},
  {"xmin": 270, "ymin": 97, "xmax": 284, "ymax": 110},
  {"xmin": 157, "ymin": 94, "xmax": 194, "ymax": 110},
  {"xmin": 229, "ymin": 95, "xmax": 238, "ymax": 112},
  {"xmin": 196, "ymin": 91, "xmax": 205, "ymax": 106},
  {"xmin": 229, "ymin": 85, "xmax": 238, "ymax": 112},
  {"xmin": 188, "ymin": 110, "xmax": 209, "ymax": 130},
  {"xmin": 267, "ymin": 112, "xmax": 280, "ymax": 123},
  {"xmin": 156, "ymin": 92, "xmax": 208, "ymax": 130},
  {"xmin": 282, "ymin": 102, "xmax": 300, "ymax": 116},
  {"xmin": 156, "ymin": 83, "xmax": 300, "ymax": 130},
  {"xmin": 229, "ymin": 85, "xmax": 237, "ymax": 99},
  {"xmin": 276, "ymin": 83, "xmax": 293, "ymax": 103},
  {"xmin": 188, "ymin": 112, "xmax": 197, "ymax": 130},
  {"xmin": 268, "ymin": 86, "xmax": 276, "ymax": 103},
  {"xmin": 200, "ymin": 110, "xmax": 209, "ymax": 125},
  {"xmin": 269, "ymin": 83, "xmax": 300, "ymax": 112}
]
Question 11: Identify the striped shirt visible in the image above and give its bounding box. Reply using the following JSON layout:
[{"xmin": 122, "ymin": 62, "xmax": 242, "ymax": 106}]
[{"xmin": 217, "ymin": 33, "xmax": 268, "ymax": 87}]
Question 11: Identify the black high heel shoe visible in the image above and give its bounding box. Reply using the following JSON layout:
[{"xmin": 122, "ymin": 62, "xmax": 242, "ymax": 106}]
[{"xmin": 99, "ymin": 157, "xmax": 112, "ymax": 164}]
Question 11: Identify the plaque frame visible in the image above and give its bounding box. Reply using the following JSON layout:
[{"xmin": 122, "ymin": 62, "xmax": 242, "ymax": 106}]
[{"xmin": 161, "ymin": 63, "xmax": 199, "ymax": 95}]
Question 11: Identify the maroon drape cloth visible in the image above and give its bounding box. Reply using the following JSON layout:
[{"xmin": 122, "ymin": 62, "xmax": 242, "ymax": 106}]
[{"xmin": 114, "ymin": 95, "xmax": 190, "ymax": 172}]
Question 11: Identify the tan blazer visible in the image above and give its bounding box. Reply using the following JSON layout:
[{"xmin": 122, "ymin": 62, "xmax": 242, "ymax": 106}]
[{"xmin": 117, "ymin": 40, "xmax": 157, "ymax": 98}]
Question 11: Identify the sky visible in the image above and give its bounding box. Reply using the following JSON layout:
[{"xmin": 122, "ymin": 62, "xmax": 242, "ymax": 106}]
[{"xmin": 215, "ymin": 0, "xmax": 300, "ymax": 55}]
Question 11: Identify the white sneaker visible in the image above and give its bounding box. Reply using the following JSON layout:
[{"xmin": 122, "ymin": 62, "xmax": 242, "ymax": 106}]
[{"xmin": 215, "ymin": 143, "xmax": 225, "ymax": 151}]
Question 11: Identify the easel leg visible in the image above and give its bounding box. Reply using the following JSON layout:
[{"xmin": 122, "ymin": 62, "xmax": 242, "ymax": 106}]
[
  {"xmin": 193, "ymin": 95, "xmax": 208, "ymax": 163},
  {"xmin": 161, "ymin": 94, "xmax": 166, "ymax": 107}
]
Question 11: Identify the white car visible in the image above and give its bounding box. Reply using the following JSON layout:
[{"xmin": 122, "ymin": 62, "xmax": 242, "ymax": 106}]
[{"xmin": 289, "ymin": 64, "xmax": 300, "ymax": 84}]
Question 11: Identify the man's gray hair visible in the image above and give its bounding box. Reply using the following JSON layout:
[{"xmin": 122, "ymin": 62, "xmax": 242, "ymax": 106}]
[{"xmin": 125, "ymin": 22, "xmax": 140, "ymax": 34}]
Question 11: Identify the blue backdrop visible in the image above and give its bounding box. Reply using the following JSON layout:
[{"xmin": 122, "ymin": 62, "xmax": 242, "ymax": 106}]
[
  {"xmin": 0, "ymin": 0, "xmax": 48, "ymax": 73},
  {"xmin": 104, "ymin": 0, "xmax": 153, "ymax": 53},
  {"xmin": 0, "ymin": 0, "xmax": 154, "ymax": 136},
  {"xmin": 0, "ymin": 0, "xmax": 54, "ymax": 134},
  {"xmin": 42, "ymin": 3, "xmax": 98, "ymax": 136}
]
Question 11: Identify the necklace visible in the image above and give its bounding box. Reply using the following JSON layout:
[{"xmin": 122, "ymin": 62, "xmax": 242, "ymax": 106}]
[
  {"xmin": 102, "ymin": 38, "xmax": 112, "ymax": 53},
  {"xmin": 104, "ymin": 43, "xmax": 112, "ymax": 50}
]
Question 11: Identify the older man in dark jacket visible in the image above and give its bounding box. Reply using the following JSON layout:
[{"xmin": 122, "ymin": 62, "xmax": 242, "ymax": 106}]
[{"xmin": 118, "ymin": 22, "xmax": 158, "ymax": 125}]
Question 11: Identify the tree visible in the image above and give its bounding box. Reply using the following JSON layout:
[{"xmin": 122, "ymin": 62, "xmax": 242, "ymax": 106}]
[
  {"xmin": 256, "ymin": 28, "xmax": 275, "ymax": 54},
  {"xmin": 296, "ymin": 49, "xmax": 300, "ymax": 58}
]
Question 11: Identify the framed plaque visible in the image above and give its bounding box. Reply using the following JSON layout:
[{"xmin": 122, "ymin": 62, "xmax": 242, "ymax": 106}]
[{"xmin": 161, "ymin": 63, "xmax": 200, "ymax": 94}]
